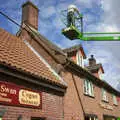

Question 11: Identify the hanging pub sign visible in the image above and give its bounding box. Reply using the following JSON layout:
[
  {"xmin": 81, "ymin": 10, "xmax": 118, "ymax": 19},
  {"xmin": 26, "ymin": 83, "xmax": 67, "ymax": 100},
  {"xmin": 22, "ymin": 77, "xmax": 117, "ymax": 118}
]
[{"xmin": 0, "ymin": 81, "xmax": 42, "ymax": 109}]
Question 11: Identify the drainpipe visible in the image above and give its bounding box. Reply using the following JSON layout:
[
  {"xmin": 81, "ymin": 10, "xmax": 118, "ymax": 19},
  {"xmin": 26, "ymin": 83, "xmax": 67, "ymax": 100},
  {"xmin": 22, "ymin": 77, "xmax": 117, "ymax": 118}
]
[
  {"xmin": 71, "ymin": 73, "xmax": 86, "ymax": 120},
  {"xmin": 62, "ymin": 59, "xmax": 86, "ymax": 119}
]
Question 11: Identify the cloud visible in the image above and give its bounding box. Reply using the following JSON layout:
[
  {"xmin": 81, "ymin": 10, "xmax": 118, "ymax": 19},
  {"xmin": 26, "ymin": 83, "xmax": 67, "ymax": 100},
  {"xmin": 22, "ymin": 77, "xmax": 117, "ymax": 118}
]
[
  {"xmin": 75, "ymin": 0, "xmax": 94, "ymax": 9},
  {"xmin": 101, "ymin": 0, "xmax": 120, "ymax": 27},
  {"xmin": 95, "ymin": 0, "xmax": 120, "ymax": 32},
  {"xmin": 40, "ymin": 6, "xmax": 56, "ymax": 18}
]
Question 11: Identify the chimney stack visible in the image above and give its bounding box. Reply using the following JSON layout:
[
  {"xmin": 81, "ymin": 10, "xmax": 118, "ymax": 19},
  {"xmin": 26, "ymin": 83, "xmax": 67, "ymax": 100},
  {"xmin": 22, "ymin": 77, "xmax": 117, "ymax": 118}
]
[
  {"xmin": 89, "ymin": 55, "xmax": 96, "ymax": 66},
  {"xmin": 22, "ymin": 1, "xmax": 39, "ymax": 30}
]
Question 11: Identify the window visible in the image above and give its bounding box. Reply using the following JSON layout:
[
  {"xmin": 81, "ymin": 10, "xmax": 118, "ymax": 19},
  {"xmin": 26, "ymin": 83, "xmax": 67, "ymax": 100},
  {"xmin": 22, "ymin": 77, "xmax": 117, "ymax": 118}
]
[
  {"xmin": 76, "ymin": 51, "xmax": 84, "ymax": 67},
  {"xmin": 85, "ymin": 114, "xmax": 98, "ymax": 120},
  {"xmin": 98, "ymin": 69, "xmax": 103, "ymax": 80},
  {"xmin": 84, "ymin": 79, "xmax": 94, "ymax": 97},
  {"xmin": 113, "ymin": 94, "xmax": 118, "ymax": 105},
  {"xmin": 102, "ymin": 89, "xmax": 108, "ymax": 102},
  {"xmin": 85, "ymin": 116, "xmax": 98, "ymax": 120},
  {"xmin": 0, "ymin": 118, "xmax": 2, "ymax": 120},
  {"xmin": 31, "ymin": 117, "xmax": 45, "ymax": 120}
]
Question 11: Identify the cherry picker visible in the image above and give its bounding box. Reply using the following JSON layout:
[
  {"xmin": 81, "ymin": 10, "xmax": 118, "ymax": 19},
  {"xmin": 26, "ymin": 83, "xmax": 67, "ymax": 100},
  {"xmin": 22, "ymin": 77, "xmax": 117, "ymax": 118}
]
[{"xmin": 61, "ymin": 5, "xmax": 120, "ymax": 41}]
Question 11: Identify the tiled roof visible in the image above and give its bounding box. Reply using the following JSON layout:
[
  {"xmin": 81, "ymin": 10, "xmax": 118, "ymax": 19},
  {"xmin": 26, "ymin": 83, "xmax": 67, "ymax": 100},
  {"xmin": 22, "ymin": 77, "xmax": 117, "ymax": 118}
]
[{"xmin": 0, "ymin": 28, "xmax": 67, "ymax": 87}]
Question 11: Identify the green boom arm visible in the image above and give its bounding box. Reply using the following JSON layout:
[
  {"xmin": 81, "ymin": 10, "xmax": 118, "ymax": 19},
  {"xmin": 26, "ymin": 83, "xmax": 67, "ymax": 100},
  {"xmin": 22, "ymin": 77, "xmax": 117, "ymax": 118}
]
[
  {"xmin": 62, "ymin": 26, "xmax": 120, "ymax": 41},
  {"xmin": 81, "ymin": 36, "xmax": 120, "ymax": 41}
]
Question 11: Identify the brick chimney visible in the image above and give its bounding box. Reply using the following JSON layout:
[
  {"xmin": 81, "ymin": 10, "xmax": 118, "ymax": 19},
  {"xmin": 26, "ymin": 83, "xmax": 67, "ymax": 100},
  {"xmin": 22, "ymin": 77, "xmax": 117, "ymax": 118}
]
[
  {"xmin": 89, "ymin": 55, "xmax": 96, "ymax": 66},
  {"xmin": 87, "ymin": 55, "xmax": 104, "ymax": 79},
  {"xmin": 22, "ymin": 1, "xmax": 39, "ymax": 30}
]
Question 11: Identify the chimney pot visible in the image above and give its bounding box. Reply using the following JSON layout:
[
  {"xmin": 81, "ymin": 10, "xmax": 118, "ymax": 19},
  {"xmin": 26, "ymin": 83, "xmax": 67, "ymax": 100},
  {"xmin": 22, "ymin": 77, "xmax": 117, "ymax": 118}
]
[
  {"xmin": 91, "ymin": 55, "xmax": 94, "ymax": 58},
  {"xmin": 89, "ymin": 55, "xmax": 96, "ymax": 66}
]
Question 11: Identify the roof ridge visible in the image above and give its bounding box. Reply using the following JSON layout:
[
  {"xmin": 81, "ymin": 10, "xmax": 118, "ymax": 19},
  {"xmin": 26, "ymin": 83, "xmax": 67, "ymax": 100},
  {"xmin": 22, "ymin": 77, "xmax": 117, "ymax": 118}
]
[{"xmin": 27, "ymin": 25, "xmax": 66, "ymax": 56}]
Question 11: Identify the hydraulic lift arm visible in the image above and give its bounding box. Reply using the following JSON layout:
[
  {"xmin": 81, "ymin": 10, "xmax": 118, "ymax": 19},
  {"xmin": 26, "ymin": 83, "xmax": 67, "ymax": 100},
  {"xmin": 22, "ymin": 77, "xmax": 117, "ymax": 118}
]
[{"xmin": 61, "ymin": 5, "xmax": 120, "ymax": 41}]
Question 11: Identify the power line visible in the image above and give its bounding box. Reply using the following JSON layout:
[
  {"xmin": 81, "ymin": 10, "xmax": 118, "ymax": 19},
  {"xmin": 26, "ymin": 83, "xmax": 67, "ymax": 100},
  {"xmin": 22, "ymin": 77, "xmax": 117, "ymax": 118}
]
[
  {"xmin": 0, "ymin": 10, "xmax": 39, "ymax": 35},
  {"xmin": 0, "ymin": 10, "xmax": 38, "ymax": 37},
  {"xmin": 0, "ymin": 11, "xmax": 21, "ymax": 28},
  {"xmin": 0, "ymin": 10, "xmax": 37, "ymax": 38},
  {"xmin": 0, "ymin": 10, "xmax": 43, "ymax": 39}
]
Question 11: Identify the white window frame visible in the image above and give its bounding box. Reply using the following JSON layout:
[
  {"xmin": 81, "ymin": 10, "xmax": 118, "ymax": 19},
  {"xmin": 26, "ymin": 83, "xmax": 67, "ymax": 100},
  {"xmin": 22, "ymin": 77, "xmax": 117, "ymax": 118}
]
[
  {"xmin": 98, "ymin": 69, "xmax": 103, "ymax": 80},
  {"xmin": 76, "ymin": 51, "xmax": 84, "ymax": 67},
  {"xmin": 84, "ymin": 79, "xmax": 94, "ymax": 97},
  {"xmin": 113, "ymin": 94, "xmax": 118, "ymax": 105},
  {"xmin": 102, "ymin": 89, "xmax": 108, "ymax": 102}
]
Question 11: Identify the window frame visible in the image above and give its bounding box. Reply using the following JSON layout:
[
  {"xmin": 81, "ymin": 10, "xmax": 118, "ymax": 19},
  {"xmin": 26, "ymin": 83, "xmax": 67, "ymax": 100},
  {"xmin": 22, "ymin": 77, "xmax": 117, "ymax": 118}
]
[
  {"xmin": 101, "ymin": 88, "xmax": 108, "ymax": 102},
  {"xmin": 84, "ymin": 79, "xmax": 94, "ymax": 97},
  {"xmin": 76, "ymin": 50, "xmax": 84, "ymax": 67},
  {"xmin": 98, "ymin": 68, "xmax": 103, "ymax": 80},
  {"xmin": 85, "ymin": 114, "xmax": 98, "ymax": 120},
  {"xmin": 112, "ymin": 94, "xmax": 118, "ymax": 106}
]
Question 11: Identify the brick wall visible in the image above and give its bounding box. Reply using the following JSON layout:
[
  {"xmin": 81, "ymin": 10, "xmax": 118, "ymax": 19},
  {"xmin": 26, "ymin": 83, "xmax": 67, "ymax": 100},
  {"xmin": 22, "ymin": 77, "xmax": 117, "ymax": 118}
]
[
  {"xmin": 0, "ymin": 73, "xmax": 64, "ymax": 120},
  {"xmin": 61, "ymin": 71, "xmax": 84, "ymax": 120},
  {"xmin": 62, "ymin": 72, "xmax": 120, "ymax": 120},
  {"xmin": 0, "ymin": 89, "xmax": 63, "ymax": 120}
]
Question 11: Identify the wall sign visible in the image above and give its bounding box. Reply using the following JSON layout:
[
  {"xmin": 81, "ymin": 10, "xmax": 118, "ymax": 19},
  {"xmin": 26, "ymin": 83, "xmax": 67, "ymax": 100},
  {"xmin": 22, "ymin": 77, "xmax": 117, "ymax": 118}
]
[
  {"xmin": 0, "ymin": 81, "xmax": 42, "ymax": 109},
  {"xmin": 99, "ymin": 102, "xmax": 113, "ymax": 110}
]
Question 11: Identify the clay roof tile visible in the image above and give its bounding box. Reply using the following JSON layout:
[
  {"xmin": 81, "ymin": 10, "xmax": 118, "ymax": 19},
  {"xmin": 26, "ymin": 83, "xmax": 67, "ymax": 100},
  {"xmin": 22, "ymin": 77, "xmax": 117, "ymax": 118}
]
[{"xmin": 0, "ymin": 28, "xmax": 67, "ymax": 87}]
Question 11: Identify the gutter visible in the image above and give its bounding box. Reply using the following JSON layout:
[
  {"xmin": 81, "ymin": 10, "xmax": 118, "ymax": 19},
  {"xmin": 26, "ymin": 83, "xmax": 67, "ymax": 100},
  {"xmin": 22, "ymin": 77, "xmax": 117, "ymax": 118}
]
[
  {"xmin": 0, "ymin": 62, "xmax": 67, "ymax": 96},
  {"xmin": 63, "ymin": 59, "xmax": 120, "ymax": 96}
]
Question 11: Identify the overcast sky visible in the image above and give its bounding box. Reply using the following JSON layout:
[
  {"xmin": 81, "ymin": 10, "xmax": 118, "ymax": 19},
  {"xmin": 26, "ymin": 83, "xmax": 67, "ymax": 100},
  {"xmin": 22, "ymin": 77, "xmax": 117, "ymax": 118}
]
[{"xmin": 0, "ymin": 0, "xmax": 120, "ymax": 91}]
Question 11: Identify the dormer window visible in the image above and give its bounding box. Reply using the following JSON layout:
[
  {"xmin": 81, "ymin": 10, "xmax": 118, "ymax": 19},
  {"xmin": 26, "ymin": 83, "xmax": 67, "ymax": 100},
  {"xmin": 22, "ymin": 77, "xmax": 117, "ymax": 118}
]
[
  {"xmin": 76, "ymin": 50, "xmax": 84, "ymax": 67},
  {"xmin": 63, "ymin": 45, "xmax": 86, "ymax": 67}
]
